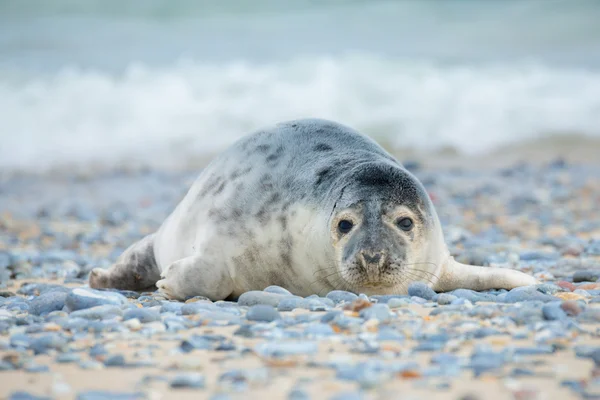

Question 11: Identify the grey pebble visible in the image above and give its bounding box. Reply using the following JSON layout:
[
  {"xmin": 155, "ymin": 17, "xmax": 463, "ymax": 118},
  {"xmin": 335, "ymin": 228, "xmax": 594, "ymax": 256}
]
[
  {"xmin": 123, "ymin": 308, "xmax": 160, "ymax": 323},
  {"xmin": 24, "ymin": 364, "xmax": 50, "ymax": 373},
  {"xmin": 65, "ymin": 288, "xmax": 128, "ymax": 311},
  {"xmin": 56, "ymin": 353, "xmax": 81, "ymax": 363},
  {"xmin": 238, "ymin": 291, "xmax": 288, "ymax": 307},
  {"xmin": 437, "ymin": 293, "xmax": 458, "ymax": 305},
  {"xmin": 277, "ymin": 298, "xmax": 306, "ymax": 312},
  {"xmin": 408, "ymin": 282, "xmax": 436, "ymax": 300},
  {"xmin": 504, "ymin": 286, "xmax": 557, "ymax": 303},
  {"xmin": 573, "ymin": 270, "xmax": 600, "ymax": 283},
  {"xmin": 28, "ymin": 291, "xmax": 67, "ymax": 316},
  {"xmin": 263, "ymin": 285, "xmax": 293, "ymax": 296},
  {"xmin": 542, "ymin": 302, "xmax": 568, "ymax": 321},
  {"xmin": 75, "ymin": 391, "xmax": 146, "ymax": 400},
  {"xmin": 359, "ymin": 304, "xmax": 392, "ymax": 322},
  {"xmin": 255, "ymin": 341, "xmax": 318, "ymax": 357},
  {"xmin": 104, "ymin": 354, "xmax": 126, "ymax": 367},
  {"xmin": 31, "ymin": 334, "xmax": 68, "ymax": 354},
  {"xmin": 325, "ymin": 290, "xmax": 358, "ymax": 304},
  {"xmin": 246, "ymin": 305, "xmax": 281, "ymax": 322},
  {"xmin": 160, "ymin": 302, "xmax": 184, "ymax": 314},
  {"xmin": 70, "ymin": 305, "xmax": 123, "ymax": 320},
  {"xmin": 170, "ymin": 373, "xmax": 206, "ymax": 389},
  {"xmin": 8, "ymin": 392, "xmax": 51, "ymax": 400}
]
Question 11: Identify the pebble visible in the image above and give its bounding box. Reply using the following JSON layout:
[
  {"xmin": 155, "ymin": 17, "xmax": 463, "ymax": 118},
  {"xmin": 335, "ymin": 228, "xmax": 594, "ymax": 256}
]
[
  {"xmin": 437, "ymin": 293, "xmax": 458, "ymax": 305},
  {"xmin": 504, "ymin": 287, "xmax": 557, "ymax": 303},
  {"xmin": 263, "ymin": 286, "xmax": 293, "ymax": 296},
  {"xmin": 70, "ymin": 305, "xmax": 124, "ymax": 320},
  {"xmin": 123, "ymin": 308, "xmax": 160, "ymax": 323},
  {"xmin": 75, "ymin": 391, "xmax": 146, "ymax": 400},
  {"xmin": 246, "ymin": 305, "xmax": 281, "ymax": 322},
  {"xmin": 237, "ymin": 291, "xmax": 288, "ymax": 307},
  {"xmin": 359, "ymin": 304, "xmax": 392, "ymax": 322},
  {"xmin": 542, "ymin": 302, "xmax": 567, "ymax": 321},
  {"xmin": 28, "ymin": 292, "xmax": 67, "ymax": 316},
  {"xmin": 65, "ymin": 288, "xmax": 128, "ymax": 312},
  {"xmin": 255, "ymin": 341, "xmax": 318, "ymax": 357},
  {"xmin": 326, "ymin": 290, "xmax": 358, "ymax": 304},
  {"xmin": 170, "ymin": 373, "xmax": 206, "ymax": 389},
  {"xmin": 407, "ymin": 282, "xmax": 436, "ymax": 300},
  {"xmin": 573, "ymin": 270, "xmax": 600, "ymax": 283}
]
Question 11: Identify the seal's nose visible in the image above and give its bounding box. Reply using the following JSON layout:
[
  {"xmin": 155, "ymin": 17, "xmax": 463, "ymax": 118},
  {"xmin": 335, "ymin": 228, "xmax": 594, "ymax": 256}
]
[{"xmin": 360, "ymin": 250, "xmax": 386, "ymax": 268}]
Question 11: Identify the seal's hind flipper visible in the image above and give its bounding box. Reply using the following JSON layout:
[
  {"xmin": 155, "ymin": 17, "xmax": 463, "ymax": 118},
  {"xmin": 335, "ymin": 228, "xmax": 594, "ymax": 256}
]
[
  {"xmin": 434, "ymin": 256, "xmax": 538, "ymax": 292},
  {"xmin": 89, "ymin": 233, "xmax": 161, "ymax": 291}
]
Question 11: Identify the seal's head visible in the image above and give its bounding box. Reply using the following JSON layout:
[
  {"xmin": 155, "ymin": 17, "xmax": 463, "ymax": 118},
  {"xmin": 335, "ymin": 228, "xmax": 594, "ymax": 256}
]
[{"xmin": 328, "ymin": 161, "xmax": 446, "ymax": 294}]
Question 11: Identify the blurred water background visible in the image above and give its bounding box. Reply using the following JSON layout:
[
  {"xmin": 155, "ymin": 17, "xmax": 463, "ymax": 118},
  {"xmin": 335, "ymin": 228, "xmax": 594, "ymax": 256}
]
[{"xmin": 1, "ymin": 0, "xmax": 600, "ymax": 173}]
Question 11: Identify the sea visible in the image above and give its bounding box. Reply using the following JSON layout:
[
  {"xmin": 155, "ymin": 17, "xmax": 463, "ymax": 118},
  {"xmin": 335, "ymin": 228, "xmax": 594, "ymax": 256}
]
[{"xmin": 1, "ymin": 0, "xmax": 600, "ymax": 173}]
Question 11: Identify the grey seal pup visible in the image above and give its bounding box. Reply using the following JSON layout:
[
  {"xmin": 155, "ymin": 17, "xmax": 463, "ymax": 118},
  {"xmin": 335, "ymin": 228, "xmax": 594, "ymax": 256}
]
[{"xmin": 89, "ymin": 118, "xmax": 536, "ymax": 300}]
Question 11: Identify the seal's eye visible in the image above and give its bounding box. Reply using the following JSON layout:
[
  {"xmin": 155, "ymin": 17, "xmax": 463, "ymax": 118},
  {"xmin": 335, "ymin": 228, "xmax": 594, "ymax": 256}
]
[
  {"xmin": 338, "ymin": 220, "xmax": 354, "ymax": 234},
  {"xmin": 396, "ymin": 217, "xmax": 413, "ymax": 231}
]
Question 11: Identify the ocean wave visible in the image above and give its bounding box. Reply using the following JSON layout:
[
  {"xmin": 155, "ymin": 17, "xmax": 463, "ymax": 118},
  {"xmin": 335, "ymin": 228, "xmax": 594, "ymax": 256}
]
[{"xmin": 2, "ymin": 55, "xmax": 600, "ymax": 172}]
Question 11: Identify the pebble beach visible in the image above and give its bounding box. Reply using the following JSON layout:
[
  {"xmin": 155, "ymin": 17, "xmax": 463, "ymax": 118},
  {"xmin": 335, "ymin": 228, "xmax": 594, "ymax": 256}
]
[{"xmin": 1, "ymin": 158, "xmax": 599, "ymax": 400}]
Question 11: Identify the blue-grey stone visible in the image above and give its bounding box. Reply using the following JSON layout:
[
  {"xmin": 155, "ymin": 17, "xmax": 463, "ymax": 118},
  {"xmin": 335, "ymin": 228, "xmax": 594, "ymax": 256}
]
[
  {"xmin": 76, "ymin": 391, "xmax": 146, "ymax": 400},
  {"xmin": 255, "ymin": 341, "xmax": 318, "ymax": 357},
  {"xmin": 30, "ymin": 334, "xmax": 68, "ymax": 354},
  {"xmin": 471, "ymin": 328, "xmax": 504, "ymax": 339},
  {"xmin": 28, "ymin": 292, "xmax": 67, "ymax": 316},
  {"xmin": 431, "ymin": 353, "xmax": 460, "ymax": 365},
  {"xmin": 519, "ymin": 250, "xmax": 559, "ymax": 261},
  {"xmin": 18, "ymin": 283, "xmax": 71, "ymax": 296},
  {"xmin": 263, "ymin": 286, "xmax": 293, "ymax": 296},
  {"xmin": 10, "ymin": 333, "xmax": 32, "ymax": 348},
  {"xmin": 8, "ymin": 392, "xmax": 51, "ymax": 400},
  {"xmin": 288, "ymin": 387, "xmax": 310, "ymax": 400},
  {"xmin": 246, "ymin": 305, "xmax": 281, "ymax": 322},
  {"xmin": 104, "ymin": 354, "xmax": 126, "ymax": 367},
  {"xmin": 70, "ymin": 305, "xmax": 123, "ymax": 320},
  {"xmin": 24, "ymin": 364, "xmax": 50, "ymax": 373},
  {"xmin": 542, "ymin": 302, "xmax": 568, "ymax": 321},
  {"xmin": 437, "ymin": 293, "xmax": 458, "ymax": 305},
  {"xmin": 56, "ymin": 353, "xmax": 81, "ymax": 363},
  {"xmin": 513, "ymin": 346, "xmax": 555, "ymax": 356},
  {"xmin": 450, "ymin": 289, "xmax": 496, "ymax": 303},
  {"xmin": 584, "ymin": 239, "xmax": 600, "ymax": 256},
  {"xmin": 181, "ymin": 302, "xmax": 219, "ymax": 315},
  {"xmin": 325, "ymin": 290, "xmax": 358, "ymax": 304},
  {"xmin": 535, "ymin": 284, "xmax": 563, "ymax": 295},
  {"xmin": 387, "ymin": 297, "xmax": 410, "ymax": 308},
  {"xmin": 238, "ymin": 291, "xmax": 287, "ymax": 307},
  {"xmin": 407, "ymin": 282, "xmax": 436, "ymax": 300},
  {"xmin": 277, "ymin": 298, "xmax": 305, "ymax": 312},
  {"xmin": 123, "ymin": 308, "xmax": 160, "ymax": 323},
  {"xmin": 320, "ymin": 311, "xmax": 342, "ymax": 323},
  {"xmin": 573, "ymin": 270, "xmax": 600, "ymax": 283},
  {"xmin": 504, "ymin": 287, "xmax": 557, "ymax": 303},
  {"xmin": 180, "ymin": 336, "xmax": 214, "ymax": 353},
  {"xmin": 170, "ymin": 373, "xmax": 205, "ymax": 389},
  {"xmin": 160, "ymin": 302, "xmax": 184, "ymax": 314},
  {"xmin": 377, "ymin": 327, "xmax": 405, "ymax": 342},
  {"xmin": 359, "ymin": 304, "xmax": 391, "ymax": 322},
  {"xmin": 65, "ymin": 288, "xmax": 127, "ymax": 311},
  {"xmin": 307, "ymin": 299, "xmax": 329, "ymax": 312}
]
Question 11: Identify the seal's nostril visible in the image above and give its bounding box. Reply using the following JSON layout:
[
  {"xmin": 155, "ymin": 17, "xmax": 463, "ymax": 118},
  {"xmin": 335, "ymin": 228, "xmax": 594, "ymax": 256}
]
[{"xmin": 361, "ymin": 251, "xmax": 382, "ymax": 265}]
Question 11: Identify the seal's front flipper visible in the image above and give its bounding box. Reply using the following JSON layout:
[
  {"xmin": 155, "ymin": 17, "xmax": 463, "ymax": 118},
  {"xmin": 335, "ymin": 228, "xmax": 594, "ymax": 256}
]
[
  {"xmin": 434, "ymin": 256, "xmax": 538, "ymax": 292},
  {"xmin": 89, "ymin": 233, "xmax": 160, "ymax": 291},
  {"xmin": 156, "ymin": 255, "xmax": 234, "ymax": 301}
]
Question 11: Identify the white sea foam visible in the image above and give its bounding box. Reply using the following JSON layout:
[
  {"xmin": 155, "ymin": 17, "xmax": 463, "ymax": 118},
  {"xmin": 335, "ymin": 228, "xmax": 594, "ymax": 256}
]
[{"xmin": 2, "ymin": 55, "xmax": 600, "ymax": 172}]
